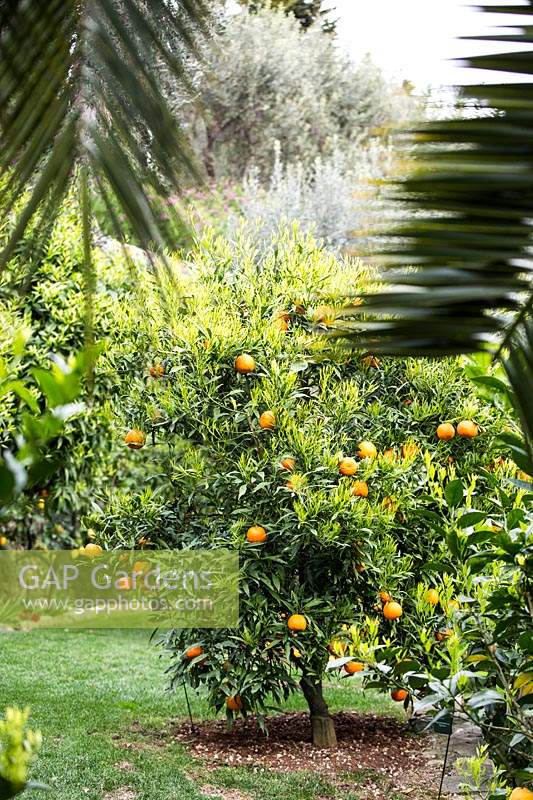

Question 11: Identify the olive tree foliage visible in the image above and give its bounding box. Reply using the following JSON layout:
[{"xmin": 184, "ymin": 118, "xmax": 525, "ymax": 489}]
[
  {"xmin": 238, "ymin": 0, "xmax": 336, "ymax": 31},
  {"xmin": 183, "ymin": 8, "xmax": 416, "ymax": 179}
]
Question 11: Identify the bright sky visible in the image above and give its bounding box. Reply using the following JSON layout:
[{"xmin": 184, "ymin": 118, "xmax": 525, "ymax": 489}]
[{"xmin": 331, "ymin": 0, "xmax": 530, "ymax": 89}]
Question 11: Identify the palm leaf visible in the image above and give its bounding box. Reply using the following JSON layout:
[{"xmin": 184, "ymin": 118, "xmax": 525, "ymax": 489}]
[
  {"xmin": 0, "ymin": 0, "xmax": 210, "ymax": 270},
  {"xmin": 338, "ymin": 1, "xmax": 533, "ymax": 455}
]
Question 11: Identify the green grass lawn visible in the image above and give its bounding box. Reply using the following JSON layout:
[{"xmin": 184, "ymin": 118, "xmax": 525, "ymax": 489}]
[{"xmin": 0, "ymin": 629, "xmax": 400, "ymax": 800}]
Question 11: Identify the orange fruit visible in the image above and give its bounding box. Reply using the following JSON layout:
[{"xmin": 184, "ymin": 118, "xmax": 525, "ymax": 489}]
[
  {"xmin": 379, "ymin": 591, "xmax": 392, "ymax": 604},
  {"xmin": 426, "ymin": 589, "xmax": 440, "ymax": 606},
  {"xmin": 273, "ymin": 317, "xmax": 289, "ymax": 332},
  {"xmin": 133, "ymin": 561, "xmax": 149, "ymax": 575},
  {"xmin": 435, "ymin": 628, "xmax": 453, "ymax": 642},
  {"xmin": 391, "ymin": 689, "xmax": 409, "ymax": 702},
  {"xmin": 383, "ymin": 601, "xmax": 403, "ymax": 620},
  {"xmin": 125, "ymin": 429, "xmax": 146, "ymax": 450},
  {"xmin": 362, "ymin": 355, "xmax": 380, "ymax": 368},
  {"xmin": 259, "ymin": 410, "xmax": 276, "ymax": 430},
  {"xmin": 350, "ymin": 480, "xmax": 369, "ymax": 498},
  {"xmin": 246, "ymin": 525, "xmax": 267, "ymax": 543},
  {"xmin": 457, "ymin": 420, "xmax": 478, "ymax": 438},
  {"xmin": 437, "ymin": 422, "xmax": 455, "ymax": 441},
  {"xmin": 149, "ymin": 364, "xmax": 165, "ymax": 378},
  {"xmin": 357, "ymin": 441, "xmax": 377, "ymax": 459},
  {"xmin": 339, "ymin": 457, "xmax": 358, "ymax": 476},
  {"xmin": 344, "ymin": 661, "xmax": 364, "ymax": 674},
  {"xmin": 226, "ymin": 695, "xmax": 242, "ymax": 712},
  {"xmin": 84, "ymin": 543, "xmax": 103, "ymax": 557},
  {"xmin": 0, "ymin": 536, "xmax": 8, "ymax": 547},
  {"xmin": 280, "ymin": 457, "xmax": 296, "ymax": 472},
  {"xmin": 186, "ymin": 645, "xmax": 204, "ymax": 659},
  {"xmin": 287, "ymin": 614, "xmax": 307, "ymax": 632},
  {"xmin": 401, "ymin": 442, "xmax": 419, "ymax": 459},
  {"xmin": 235, "ymin": 354, "xmax": 255, "ymax": 374},
  {"xmin": 510, "ymin": 789, "xmax": 533, "ymax": 800}
]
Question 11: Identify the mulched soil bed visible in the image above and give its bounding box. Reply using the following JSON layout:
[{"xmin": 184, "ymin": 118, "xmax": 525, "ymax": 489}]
[{"xmin": 171, "ymin": 711, "xmax": 438, "ymax": 781}]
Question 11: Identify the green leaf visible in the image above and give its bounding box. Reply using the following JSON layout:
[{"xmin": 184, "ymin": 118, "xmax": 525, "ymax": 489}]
[
  {"xmin": 445, "ymin": 479, "xmax": 464, "ymax": 508},
  {"xmin": 457, "ymin": 511, "xmax": 486, "ymax": 529}
]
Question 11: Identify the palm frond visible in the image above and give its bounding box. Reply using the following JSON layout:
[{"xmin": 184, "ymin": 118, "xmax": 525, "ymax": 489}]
[
  {"xmin": 0, "ymin": 0, "xmax": 210, "ymax": 268},
  {"xmin": 337, "ymin": 1, "xmax": 533, "ymax": 446}
]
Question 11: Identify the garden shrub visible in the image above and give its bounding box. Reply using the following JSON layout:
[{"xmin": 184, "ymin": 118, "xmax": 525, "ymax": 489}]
[
  {"xmin": 235, "ymin": 140, "xmax": 397, "ymax": 252},
  {"xmin": 0, "ymin": 198, "xmax": 155, "ymax": 549},
  {"xmin": 416, "ymin": 490, "xmax": 533, "ymax": 789},
  {"xmin": 91, "ymin": 227, "xmax": 511, "ymax": 745},
  {"xmin": 0, "ymin": 707, "xmax": 41, "ymax": 798}
]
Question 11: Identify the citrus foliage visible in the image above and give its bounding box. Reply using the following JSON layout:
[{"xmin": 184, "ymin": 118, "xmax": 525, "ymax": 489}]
[
  {"xmin": 0, "ymin": 707, "xmax": 41, "ymax": 799},
  {"xmin": 0, "ymin": 199, "xmax": 151, "ymax": 548},
  {"xmin": 418, "ymin": 493, "xmax": 533, "ymax": 788},
  {"xmin": 90, "ymin": 228, "xmax": 512, "ymax": 740}
]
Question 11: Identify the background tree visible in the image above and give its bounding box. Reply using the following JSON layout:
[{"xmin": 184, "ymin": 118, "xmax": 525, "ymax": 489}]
[
  {"xmin": 238, "ymin": 0, "xmax": 336, "ymax": 32},
  {"xmin": 186, "ymin": 8, "xmax": 410, "ymax": 179}
]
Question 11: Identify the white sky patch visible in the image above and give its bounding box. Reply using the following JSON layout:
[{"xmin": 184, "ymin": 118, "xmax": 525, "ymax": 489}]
[{"xmin": 331, "ymin": 0, "xmax": 531, "ymax": 89}]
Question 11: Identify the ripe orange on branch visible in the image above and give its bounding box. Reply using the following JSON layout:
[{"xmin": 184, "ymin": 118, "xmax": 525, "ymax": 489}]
[
  {"xmin": 246, "ymin": 525, "xmax": 267, "ymax": 543},
  {"xmin": 226, "ymin": 695, "xmax": 242, "ymax": 711},
  {"xmin": 344, "ymin": 661, "xmax": 364, "ymax": 674},
  {"xmin": 510, "ymin": 789, "xmax": 533, "ymax": 800},
  {"xmin": 83, "ymin": 543, "xmax": 103, "ymax": 557},
  {"xmin": 357, "ymin": 441, "xmax": 377, "ymax": 459},
  {"xmin": 149, "ymin": 364, "xmax": 165, "ymax": 378},
  {"xmin": 287, "ymin": 614, "xmax": 307, "ymax": 632},
  {"xmin": 436, "ymin": 422, "xmax": 455, "ymax": 441},
  {"xmin": 235, "ymin": 353, "xmax": 255, "ymax": 374},
  {"xmin": 383, "ymin": 601, "xmax": 403, "ymax": 620},
  {"xmin": 280, "ymin": 457, "xmax": 296, "ymax": 472},
  {"xmin": 339, "ymin": 457, "xmax": 358, "ymax": 476},
  {"xmin": 457, "ymin": 420, "xmax": 478, "ymax": 438},
  {"xmin": 391, "ymin": 689, "xmax": 408, "ymax": 702},
  {"xmin": 259, "ymin": 410, "xmax": 276, "ymax": 430},
  {"xmin": 379, "ymin": 591, "xmax": 392, "ymax": 604},
  {"xmin": 350, "ymin": 481, "xmax": 369, "ymax": 498},
  {"xmin": 125, "ymin": 430, "xmax": 146, "ymax": 450},
  {"xmin": 186, "ymin": 645, "xmax": 204, "ymax": 659}
]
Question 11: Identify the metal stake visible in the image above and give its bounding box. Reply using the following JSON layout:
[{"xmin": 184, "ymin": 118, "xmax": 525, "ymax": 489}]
[
  {"xmin": 183, "ymin": 683, "xmax": 195, "ymax": 732},
  {"xmin": 437, "ymin": 721, "xmax": 454, "ymax": 800}
]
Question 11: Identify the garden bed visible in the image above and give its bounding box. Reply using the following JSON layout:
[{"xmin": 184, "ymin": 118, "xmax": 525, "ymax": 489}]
[{"xmin": 170, "ymin": 711, "xmax": 443, "ymax": 788}]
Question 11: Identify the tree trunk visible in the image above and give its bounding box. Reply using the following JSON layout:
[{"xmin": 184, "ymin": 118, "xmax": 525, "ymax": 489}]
[{"xmin": 300, "ymin": 675, "xmax": 337, "ymax": 748}]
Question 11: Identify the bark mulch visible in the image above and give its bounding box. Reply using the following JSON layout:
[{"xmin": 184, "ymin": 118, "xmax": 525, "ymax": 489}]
[{"xmin": 172, "ymin": 711, "xmax": 441, "ymax": 786}]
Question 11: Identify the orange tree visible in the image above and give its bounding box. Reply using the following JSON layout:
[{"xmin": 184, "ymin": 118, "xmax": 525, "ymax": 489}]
[
  {"xmin": 0, "ymin": 197, "xmax": 156, "ymax": 550},
  {"xmin": 92, "ymin": 228, "xmax": 512, "ymax": 746}
]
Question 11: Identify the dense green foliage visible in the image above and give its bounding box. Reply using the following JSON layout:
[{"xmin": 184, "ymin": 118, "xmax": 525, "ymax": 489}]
[
  {"xmin": 188, "ymin": 8, "xmax": 412, "ymax": 179},
  {"xmin": 0, "ymin": 201, "xmax": 150, "ymax": 549},
  {"xmin": 86, "ymin": 228, "xmax": 512, "ymax": 741}
]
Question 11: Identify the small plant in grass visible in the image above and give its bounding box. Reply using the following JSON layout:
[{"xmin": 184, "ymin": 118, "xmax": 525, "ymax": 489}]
[
  {"xmin": 96, "ymin": 228, "xmax": 509, "ymax": 747},
  {"xmin": 0, "ymin": 707, "xmax": 42, "ymax": 798}
]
